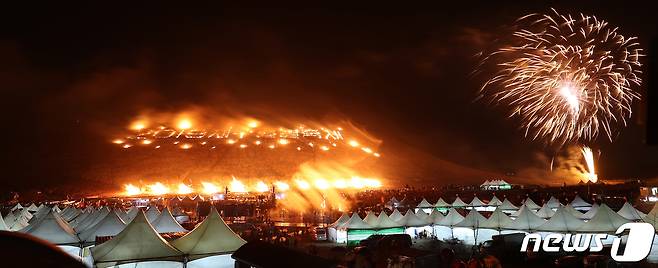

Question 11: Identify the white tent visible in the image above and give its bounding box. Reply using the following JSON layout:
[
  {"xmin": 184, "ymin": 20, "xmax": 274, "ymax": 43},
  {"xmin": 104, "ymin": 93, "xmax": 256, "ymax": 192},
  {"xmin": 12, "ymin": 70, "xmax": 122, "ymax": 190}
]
[
  {"xmin": 152, "ymin": 208, "xmax": 187, "ymax": 234},
  {"xmin": 171, "ymin": 207, "xmax": 246, "ymax": 263},
  {"xmin": 546, "ymin": 196, "xmax": 562, "ymax": 209},
  {"xmin": 511, "ymin": 204, "xmax": 527, "ymax": 217},
  {"xmin": 145, "ymin": 206, "xmax": 161, "ymax": 223},
  {"xmin": 577, "ymin": 204, "xmax": 630, "ymax": 233},
  {"xmin": 580, "ymin": 203, "xmax": 600, "ymax": 220},
  {"xmin": 428, "ymin": 209, "xmax": 444, "ymax": 224},
  {"xmin": 328, "ymin": 213, "xmax": 350, "ymax": 242},
  {"xmin": 643, "ymin": 203, "xmax": 658, "ymax": 230},
  {"xmin": 523, "ymin": 198, "xmax": 541, "ymax": 211},
  {"xmin": 454, "ymin": 210, "xmax": 487, "ymax": 228},
  {"xmin": 564, "ymin": 204, "xmax": 585, "ymax": 219},
  {"xmin": 488, "ymin": 196, "xmax": 502, "ymax": 206},
  {"xmin": 389, "ymin": 209, "xmax": 404, "ymax": 222},
  {"xmin": 20, "ymin": 210, "xmax": 80, "ymax": 245},
  {"xmin": 435, "ymin": 198, "xmax": 450, "ymax": 208},
  {"xmin": 363, "ymin": 211, "xmax": 379, "ymax": 227},
  {"xmin": 0, "ymin": 214, "xmax": 8, "ymax": 230},
  {"xmin": 451, "ymin": 197, "xmax": 468, "ymax": 207},
  {"xmin": 125, "ymin": 207, "xmax": 140, "ymax": 223},
  {"xmin": 397, "ymin": 209, "xmax": 428, "ymax": 227},
  {"xmin": 534, "ymin": 204, "xmax": 555, "ymax": 219},
  {"xmin": 468, "ymin": 196, "xmax": 486, "ymax": 207},
  {"xmin": 415, "ymin": 209, "xmax": 430, "ymax": 222},
  {"xmin": 339, "ymin": 213, "xmax": 372, "ymax": 230},
  {"xmin": 27, "ymin": 203, "xmax": 39, "ymax": 212},
  {"xmin": 570, "ymin": 195, "xmax": 592, "ymax": 209},
  {"xmin": 434, "ymin": 208, "xmax": 464, "ymax": 240},
  {"xmin": 91, "ymin": 211, "xmax": 184, "ymax": 268},
  {"xmin": 617, "ymin": 202, "xmax": 646, "ymax": 220},
  {"xmin": 76, "ymin": 207, "xmax": 111, "ymax": 233},
  {"xmin": 329, "ymin": 213, "xmax": 350, "ymax": 228},
  {"xmin": 505, "ymin": 205, "xmax": 545, "ymax": 231},
  {"xmin": 499, "ymin": 199, "xmax": 518, "ymax": 212},
  {"xmin": 69, "ymin": 211, "xmax": 92, "ymax": 228},
  {"xmin": 374, "ymin": 212, "xmax": 402, "ymax": 229},
  {"xmin": 453, "ymin": 210, "xmax": 491, "ymax": 245},
  {"xmin": 114, "ymin": 208, "xmax": 130, "ymax": 223},
  {"xmin": 11, "ymin": 203, "xmax": 23, "ymax": 211},
  {"xmin": 7, "ymin": 210, "xmax": 29, "ymax": 231},
  {"xmin": 79, "ymin": 210, "xmax": 126, "ymax": 244},
  {"xmin": 479, "ymin": 208, "xmax": 514, "ymax": 230},
  {"xmin": 537, "ymin": 205, "xmax": 584, "ymax": 232},
  {"xmin": 62, "ymin": 208, "xmax": 81, "ymax": 222},
  {"xmin": 416, "ymin": 198, "xmax": 434, "ymax": 214}
]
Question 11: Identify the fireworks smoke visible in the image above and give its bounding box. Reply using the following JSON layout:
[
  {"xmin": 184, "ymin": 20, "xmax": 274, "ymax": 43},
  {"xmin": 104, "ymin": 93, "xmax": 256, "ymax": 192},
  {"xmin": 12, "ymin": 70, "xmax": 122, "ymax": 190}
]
[{"xmin": 478, "ymin": 8, "xmax": 643, "ymax": 147}]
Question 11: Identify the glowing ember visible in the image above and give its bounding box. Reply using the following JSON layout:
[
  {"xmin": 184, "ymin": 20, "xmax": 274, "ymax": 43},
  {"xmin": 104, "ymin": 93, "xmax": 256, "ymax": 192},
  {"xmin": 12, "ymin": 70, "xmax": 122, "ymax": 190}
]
[
  {"xmin": 180, "ymin": 143, "xmax": 192, "ymax": 149},
  {"xmin": 177, "ymin": 119, "xmax": 192, "ymax": 130},
  {"xmin": 274, "ymin": 181, "xmax": 290, "ymax": 191},
  {"xmin": 113, "ymin": 139, "xmax": 125, "ymax": 144},
  {"xmin": 348, "ymin": 140, "xmax": 359, "ymax": 147},
  {"xmin": 124, "ymin": 184, "xmax": 141, "ymax": 196},
  {"xmin": 278, "ymin": 138, "xmax": 289, "ymax": 145},
  {"xmin": 131, "ymin": 121, "xmax": 147, "ymax": 131},
  {"xmin": 255, "ymin": 181, "xmax": 269, "ymax": 192}
]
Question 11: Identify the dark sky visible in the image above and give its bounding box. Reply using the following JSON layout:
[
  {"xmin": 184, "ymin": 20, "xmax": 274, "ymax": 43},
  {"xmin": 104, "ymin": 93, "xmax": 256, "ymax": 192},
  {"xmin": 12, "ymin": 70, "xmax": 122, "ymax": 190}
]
[{"xmin": 1, "ymin": 2, "xmax": 656, "ymax": 191}]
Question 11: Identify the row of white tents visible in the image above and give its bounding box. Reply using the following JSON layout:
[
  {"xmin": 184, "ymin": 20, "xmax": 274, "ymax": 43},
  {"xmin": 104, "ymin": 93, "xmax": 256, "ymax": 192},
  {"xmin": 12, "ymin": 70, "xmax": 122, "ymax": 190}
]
[
  {"xmin": 409, "ymin": 195, "xmax": 594, "ymax": 213},
  {"xmin": 330, "ymin": 197, "xmax": 652, "ymax": 246},
  {"xmin": 1, "ymin": 204, "xmax": 245, "ymax": 268}
]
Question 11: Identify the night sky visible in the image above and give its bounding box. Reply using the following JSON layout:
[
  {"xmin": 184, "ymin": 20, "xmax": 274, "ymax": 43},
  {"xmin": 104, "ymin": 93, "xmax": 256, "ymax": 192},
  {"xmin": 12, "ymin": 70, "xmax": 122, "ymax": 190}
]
[{"xmin": 1, "ymin": 2, "xmax": 656, "ymax": 191}]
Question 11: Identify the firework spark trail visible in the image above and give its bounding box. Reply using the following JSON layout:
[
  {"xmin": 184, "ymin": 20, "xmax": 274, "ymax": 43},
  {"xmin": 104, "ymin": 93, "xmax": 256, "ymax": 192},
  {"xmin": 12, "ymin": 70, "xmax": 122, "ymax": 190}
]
[
  {"xmin": 478, "ymin": 8, "xmax": 643, "ymax": 147},
  {"xmin": 581, "ymin": 146, "xmax": 598, "ymax": 182}
]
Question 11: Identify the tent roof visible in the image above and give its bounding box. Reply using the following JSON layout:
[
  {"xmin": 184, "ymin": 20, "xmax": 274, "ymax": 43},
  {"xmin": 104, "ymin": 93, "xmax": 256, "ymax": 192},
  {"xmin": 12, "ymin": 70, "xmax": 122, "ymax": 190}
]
[
  {"xmin": 428, "ymin": 209, "xmax": 445, "ymax": 224},
  {"xmin": 389, "ymin": 209, "xmax": 404, "ymax": 222},
  {"xmin": 363, "ymin": 211, "xmax": 379, "ymax": 227},
  {"xmin": 511, "ymin": 204, "xmax": 527, "ymax": 217},
  {"xmin": 537, "ymin": 205, "xmax": 584, "ymax": 232},
  {"xmin": 643, "ymin": 203, "xmax": 658, "ymax": 230},
  {"xmin": 329, "ymin": 213, "xmax": 350, "ymax": 228},
  {"xmin": 373, "ymin": 213, "xmax": 402, "ymax": 229},
  {"xmin": 79, "ymin": 210, "xmax": 126, "ymax": 243},
  {"xmin": 11, "ymin": 203, "xmax": 23, "ymax": 211},
  {"xmin": 342, "ymin": 213, "xmax": 373, "ymax": 229},
  {"xmin": 125, "ymin": 207, "xmax": 139, "ymax": 223},
  {"xmin": 20, "ymin": 210, "xmax": 80, "ymax": 245},
  {"xmin": 91, "ymin": 211, "xmax": 183, "ymax": 267},
  {"xmin": 454, "ymin": 209, "xmax": 487, "ymax": 228},
  {"xmin": 171, "ymin": 207, "xmax": 246, "ymax": 260},
  {"xmin": 145, "ymin": 206, "xmax": 161, "ymax": 223},
  {"xmin": 564, "ymin": 204, "xmax": 585, "ymax": 218},
  {"xmin": 151, "ymin": 208, "xmax": 187, "ymax": 233},
  {"xmin": 499, "ymin": 199, "xmax": 518, "ymax": 210},
  {"xmin": 0, "ymin": 213, "xmax": 8, "ymax": 231},
  {"xmin": 416, "ymin": 198, "xmax": 433, "ymax": 208},
  {"xmin": 397, "ymin": 209, "xmax": 428, "ymax": 227},
  {"xmin": 451, "ymin": 197, "xmax": 468, "ymax": 207},
  {"xmin": 390, "ymin": 197, "xmax": 399, "ymax": 204},
  {"xmin": 580, "ymin": 203, "xmax": 600, "ymax": 220},
  {"xmin": 75, "ymin": 207, "xmax": 110, "ymax": 233},
  {"xmin": 570, "ymin": 195, "xmax": 592, "ymax": 208},
  {"xmin": 479, "ymin": 208, "xmax": 513, "ymax": 229},
  {"xmin": 488, "ymin": 196, "xmax": 502, "ymax": 206},
  {"xmin": 436, "ymin": 208, "xmax": 465, "ymax": 227},
  {"xmin": 506, "ymin": 206, "xmax": 545, "ymax": 230},
  {"xmin": 469, "ymin": 196, "xmax": 486, "ymax": 207},
  {"xmin": 27, "ymin": 203, "xmax": 39, "ymax": 212},
  {"xmin": 523, "ymin": 198, "xmax": 541, "ymax": 210},
  {"xmin": 546, "ymin": 196, "xmax": 562, "ymax": 209},
  {"xmin": 577, "ymin": 204, "xmax": 630, "ymax": 233},
  {"xmin": 435, "ymin": 198, "xmax": 450, "ymax": 207},
  {"xmin": 617, "ymin": 202, "xmax": 646, "ymax": 220},
  {"xmin": 535, "ymin": 204, "xmax": 555, "ymax": 219}
]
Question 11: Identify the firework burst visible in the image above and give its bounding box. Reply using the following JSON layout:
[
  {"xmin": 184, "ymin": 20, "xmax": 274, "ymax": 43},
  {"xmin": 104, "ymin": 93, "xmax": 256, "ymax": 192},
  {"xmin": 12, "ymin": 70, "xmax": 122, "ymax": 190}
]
[{"xmin": 478, "ymin": 8, "xmax": 643, "ymax": 146}]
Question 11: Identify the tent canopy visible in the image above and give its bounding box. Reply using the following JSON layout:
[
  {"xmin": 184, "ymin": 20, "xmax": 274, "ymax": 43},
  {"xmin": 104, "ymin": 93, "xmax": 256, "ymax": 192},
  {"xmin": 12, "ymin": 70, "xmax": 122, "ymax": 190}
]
[
  {"xmin": 537, "ymin": 205, "xmax": 584, "ymax": 232},
  {"xmin": 617, "ymin": 202, "xmax": 646, "ymax": 220},
  {"xmin": 20, "ymin": 210, "xmax": 80, "ymax": 245},
  {"xmin": 79, "ymin": 210, "xmax": 126, "ymax": 243},
  {"xmin": 152, "ymin": 208, "xmax": 187, "ymax": 234},
  {"xmin": 577, "ymin": 204, "xmax": 630, "ymax": 233}
]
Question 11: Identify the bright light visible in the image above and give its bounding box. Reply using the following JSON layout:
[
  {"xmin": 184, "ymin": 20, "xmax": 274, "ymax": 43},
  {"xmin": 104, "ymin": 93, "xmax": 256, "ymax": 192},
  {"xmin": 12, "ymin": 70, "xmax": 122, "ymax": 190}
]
[
  {"xmin": 229, "ymin": 178, "xmax": 247, "ymax": 193},
  {"xmin": 373, "ymin": 153, "xmax": 381, "ymax": 157},
  {"xmin": 142, "ymin": 139, "xmax": 152, "ymax": 145},
  {"xmin": 177, "ymin": 119, "xmax": 193, "ymax": 130},
  {"xmin": 362, "ymin": 147, "xmax": 373, "ymax": 154},
  {"xmin": 268, "ymin": 144, "xmax": 275, "ymax": 149},
  {"xmin": 278, "ymin": 138, "xmax": 289, "ymax": 145},
  {"xmin": 254, "ymin": 140, "xmax": 262, "ymax": 145},
  {"xmin": 559, "ymin": 83, "xmax": 580, "ymax": 113},
  {"xmin": 148, "ymin": 182, "xmax": 170, "ymax": 195},
  {"xmin": 247, "ymin": 121, "xmax": 259, "ymax": 128},
  {"xmin": 122, "ymin": 144, "xmax": 132, "ymax": 149},
  {"xmin": 177, "ymin": 183, "xmax": 193, "ymax": 195},
  {"xmin": 227, "ymin": 139, "xmax": 236, "ymax": 144},
  {"xmin": 348, "ymin": 140, "xmax": 359, "ymax": 147},
  {"xmin": 131, "ymin": 121, "xmax": 147, "ymax": 131},
  {"xmin": 113, "ymin": 139, "xmax": 125, "ymax": 144},
  {"xmin": 314, "ymin": 179, "xmax": 330, "ymax": 190},
  {"xmin": 201, "ymin": 182, "xmax": 219, "ymax": 194},
  {"xmin": 180, "ymin": 143, "xmax": 192, "ymax": 149},
  {"xmin": 581, "ymin": 146, "xmax": 598, "ymax": 182},
  {"xmin": 239, "ymin": 144, "xmax": 248, "ymax": 148},
  {"xmin": 320, "ymin": 146, "xmax": 329, "ymax": 151},
  {"xmin": 274, "ymin": 181, "xmax": 290, "ymax": 191},
  {"xmin": 124, "ymin": 184, "xmax": 141, "ymax": 196},
  {"xmin": 255, "ymin": 181, "xmax": 269, "ymax": 192},
  {"xmin": 295, "ymin": 180, "xmax": 310, "ymax": 190}
]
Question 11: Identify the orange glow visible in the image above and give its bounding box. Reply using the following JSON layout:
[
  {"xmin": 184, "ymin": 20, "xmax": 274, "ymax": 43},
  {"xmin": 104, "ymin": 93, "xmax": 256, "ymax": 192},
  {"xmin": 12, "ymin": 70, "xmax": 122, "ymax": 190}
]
[
  {"xmin": 373, "ymin": 153, "xmax": 381, "ymax": 157},
  {"xmin": 148, "ymin": 182, "xmax": 170, "ymax": 195},
  {"xmin": 201, "ymin": 182, "xmax": 219, "ymax": 194},
  {"xmin": 274, "ymin": 181, "xmax": 290, "ymax": 191},
  {"xmin": 348, "ymin": 140, "xmax": 359, "ymax": 147},
  {"xmin": 113, "ymin": 139, "xmax": 125, "ymax": 144},
  {"xmin": 320, "ymin": 145, "xmax": 330, "ymax": 151},
  {"xmin": 255, "ymin": 181, "xmax": 269, "ymax": 192},
  {"xmin": 124, "ymin": 184, "xmax": 141, "ymax": 196},
  {"xmin": 131, "ymin": 121, "xmax": 147, "ymax": 131},
  {"xmin": 229, "ymin": 178, "xmax": 247, "ymax": 193},
  {"xmin": 247, "ymin": 121, "xmax": 259, "ymax": 128},
  {"xmin": 141, "ymin": 139, "xmax": 152, "ymax": 145},
  {"xmin": 314, "ymin": 179, "xmax": 330, "ymax": 189},
  {"xmin": 177, "ymin": 119, "xmax": 192, "ymax": 130},
  {"xmin": 361, "ymin": 147, "xmax": 373, "ymax": 154},
  {"xmin": 333, "ymin": 179, "xmax": 348, "ymax": 189},
  {"xmin": 278, "ymin": 138, "xmax": 289, "ymax": 145},
  {"xmin": 239, "ymin": 144, "xmax": 248, "ymax": 148},
  {"xmin": 268, "ymin": 144, "xmax": 275, "ymax": 149},
  {"xmin": 180, "ymin": 143, "xmax": 192, "ymax": 149},
  {"xmin": 295, "ymin": 180, "xmax": 311, "ymax": 190},
  {"xmin": 177, "ymin": 183, "xmax": 193, "ymax": 195},
  {"xmin": 254, "ymin": 140, "xmax": 262, "ymax": 145},
  {"xmin": 227, "ymin": 139, "xmax": 236, "ymax": 144},
  {"xmin": 122, "ymin": 144, "xmax": 132, "ymax": 149}
]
